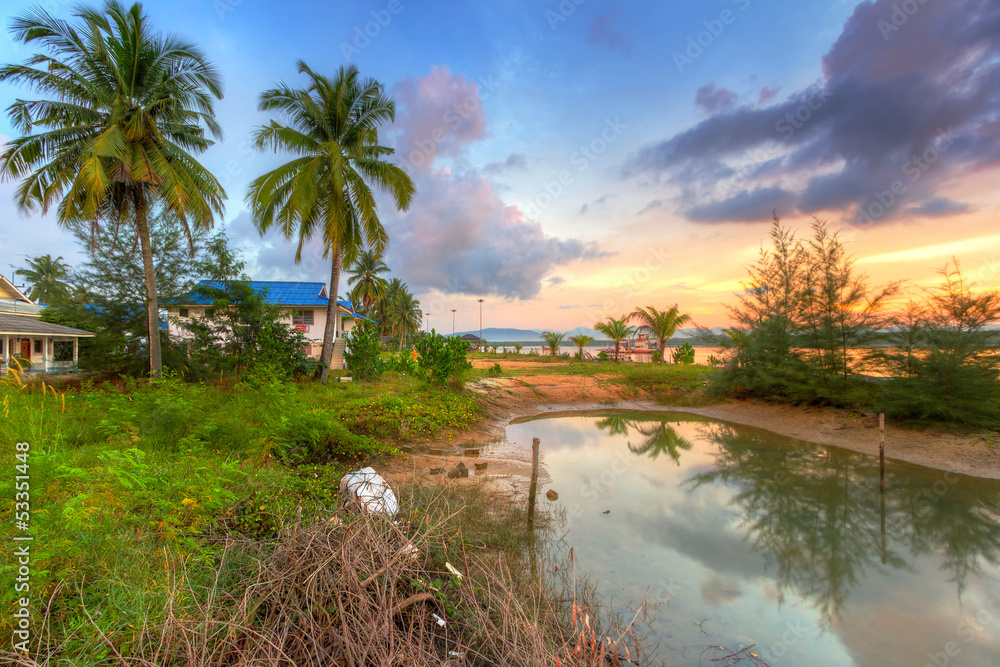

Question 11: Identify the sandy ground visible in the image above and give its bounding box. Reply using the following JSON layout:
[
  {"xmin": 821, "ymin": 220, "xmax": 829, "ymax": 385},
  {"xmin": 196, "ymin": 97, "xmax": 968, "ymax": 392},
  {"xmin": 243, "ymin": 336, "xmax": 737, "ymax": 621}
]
[{"xmin": 379, "ymin": 366, "xmax": 1000, "ymax": 485}]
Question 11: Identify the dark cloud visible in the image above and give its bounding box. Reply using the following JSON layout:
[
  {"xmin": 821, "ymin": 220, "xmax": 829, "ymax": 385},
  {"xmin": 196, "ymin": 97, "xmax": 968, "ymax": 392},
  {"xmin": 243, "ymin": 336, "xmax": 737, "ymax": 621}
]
[
  {"xmin": 695, "ymin": 84, "xmax": 737, "ymax": 114},
  {"xmin": 687, "ymin": 187, "xmax": 796, "ymax": 223},
  {"xmin": 547, "ymin": 276, "xmax": 566, "ymax": 286},
  {"xmin": 625, "ymin": 0, "xmax": 1000, "ymax": 224},
  {"xmin": 587, "ymin": 9, "xmax": 632, "ymax": 55},
  {"xmin": 758, "ymin": 86, "xmax": 780, "ymax": 105},
  {"xmin": 907, "ymin": 197, "xmax": 971, "ymax": 217},
  {"xmin": 483, "ymin": 152, "xmax": 528, "ymax": 176}
]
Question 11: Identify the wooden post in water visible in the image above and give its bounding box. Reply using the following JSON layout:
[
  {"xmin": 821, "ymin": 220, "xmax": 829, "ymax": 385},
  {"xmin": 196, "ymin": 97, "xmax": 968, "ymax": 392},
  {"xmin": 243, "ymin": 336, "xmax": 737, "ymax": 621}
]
[
  {"xmin": 880, "ymin": 490, "xmax": 887, "ymax": 565},
  {"xmin": 879, "ymin": 413, "xmax": 886, "ymax": 493},
  {"xmin": 528, "ymin": 437, "xmax": 540, "ymax": 527}
]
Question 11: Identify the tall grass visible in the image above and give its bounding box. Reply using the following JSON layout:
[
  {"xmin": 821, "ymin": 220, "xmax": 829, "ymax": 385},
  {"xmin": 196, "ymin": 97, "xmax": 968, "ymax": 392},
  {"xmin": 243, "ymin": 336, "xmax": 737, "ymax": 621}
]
[
  {"xmin": 3, "ymin": 475, "xmax": 649, "ymax": 665},
  {"xmin": 0, "ymin": 370, "xmax": 482, "ymax": 662}
]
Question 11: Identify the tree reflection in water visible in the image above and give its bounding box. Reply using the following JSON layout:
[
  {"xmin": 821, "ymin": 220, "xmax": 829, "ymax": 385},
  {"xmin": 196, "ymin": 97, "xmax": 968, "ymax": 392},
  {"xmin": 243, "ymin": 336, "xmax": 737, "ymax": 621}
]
[
  {"xmin": 683, "ymin": 421, "xmax": 1000, "ymax": 626},
  {"xmin": 596, "ymin": 415, "xmax": 693, "ymax": 464}
]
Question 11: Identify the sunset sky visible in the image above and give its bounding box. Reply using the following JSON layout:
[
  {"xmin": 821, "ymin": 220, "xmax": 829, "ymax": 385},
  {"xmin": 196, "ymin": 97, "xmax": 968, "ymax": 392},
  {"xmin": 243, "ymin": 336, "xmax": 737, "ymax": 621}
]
[{"xmin": 1, "ymin": 0, "xmax": 998, "ymax": 332}]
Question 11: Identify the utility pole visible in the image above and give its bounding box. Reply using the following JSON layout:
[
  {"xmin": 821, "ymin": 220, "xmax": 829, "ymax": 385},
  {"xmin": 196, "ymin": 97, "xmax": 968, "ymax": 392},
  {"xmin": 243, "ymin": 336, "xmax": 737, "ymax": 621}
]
[
  {"xmin": 477, "ymin": 298, "xmax": 485, "ymax": 344},
  {"xmin": 451, "ymin": 308, "xmax": 456, "ymax": 335}
]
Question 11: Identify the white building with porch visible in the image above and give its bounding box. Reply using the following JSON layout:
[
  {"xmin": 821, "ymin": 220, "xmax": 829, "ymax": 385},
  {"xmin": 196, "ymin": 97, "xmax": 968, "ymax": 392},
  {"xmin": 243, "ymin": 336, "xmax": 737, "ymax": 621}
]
[{"xmin": 0, "ymin": 275, "xmax": 94, "ymax": 374}]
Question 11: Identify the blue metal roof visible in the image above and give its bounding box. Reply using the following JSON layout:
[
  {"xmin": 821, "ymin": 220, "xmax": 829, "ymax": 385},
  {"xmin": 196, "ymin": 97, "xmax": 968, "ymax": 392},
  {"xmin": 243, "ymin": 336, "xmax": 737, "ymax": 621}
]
[{"xmin": 185, "ymin": 281, "xmax": 359, "ymax": 314}]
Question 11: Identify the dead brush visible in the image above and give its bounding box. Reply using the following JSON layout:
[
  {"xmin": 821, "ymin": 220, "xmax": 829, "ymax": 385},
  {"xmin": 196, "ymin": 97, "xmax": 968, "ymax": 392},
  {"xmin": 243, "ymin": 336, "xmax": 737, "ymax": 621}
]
[{"xmin": 4, "ymin": 482, "xmax": 653, "ymax": 666}]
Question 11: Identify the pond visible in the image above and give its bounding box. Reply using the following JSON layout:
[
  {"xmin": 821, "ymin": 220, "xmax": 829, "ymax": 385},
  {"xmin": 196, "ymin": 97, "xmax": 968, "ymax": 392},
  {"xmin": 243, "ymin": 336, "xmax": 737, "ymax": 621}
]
[{"xmin": 506, "ymin": 411, "xmax": 1000, "ymax": 666}]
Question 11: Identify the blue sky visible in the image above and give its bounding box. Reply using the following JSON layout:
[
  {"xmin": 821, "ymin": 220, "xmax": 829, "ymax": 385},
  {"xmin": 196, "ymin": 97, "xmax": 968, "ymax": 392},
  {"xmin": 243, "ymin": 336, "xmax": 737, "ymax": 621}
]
[{"xmin": 2, "ymin": 0, "xmax": 999, "ymax": 331}]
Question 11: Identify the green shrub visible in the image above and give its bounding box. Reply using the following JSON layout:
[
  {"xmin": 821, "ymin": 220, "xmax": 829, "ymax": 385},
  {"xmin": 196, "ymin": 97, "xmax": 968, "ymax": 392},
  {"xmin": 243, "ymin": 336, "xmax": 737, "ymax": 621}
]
[
  {"xmin": 488, "ymin": 362, "xmax": 503, "ymax": 376},
  {"xmin": 414, "ymin": 330, "xmax": 472, "ymax": 388},
  {"xmin": 344, "ymin": 322, "xmax": 382, "ymax": 381},
  {"xmin": 274, "ymin": 411, "xmax": 383, "ymax": 465},
  {"xmin": 672, "ymin": 342, "xmax": 695, "ymax": 364},
  {"xmin": 379, "ymin": 350, "xmax": 418, "ymax": 375}
]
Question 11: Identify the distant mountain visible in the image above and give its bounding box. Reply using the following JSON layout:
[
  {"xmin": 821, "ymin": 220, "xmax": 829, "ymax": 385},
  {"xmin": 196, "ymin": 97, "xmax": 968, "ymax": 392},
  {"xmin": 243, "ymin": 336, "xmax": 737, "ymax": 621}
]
[
  {"xmin": 453, "ymin": 327, "xmax": 546, "ymax": 342},
  {"xmin": 675, "ymin": 327, "xmax": 726, "ymax": 339}
]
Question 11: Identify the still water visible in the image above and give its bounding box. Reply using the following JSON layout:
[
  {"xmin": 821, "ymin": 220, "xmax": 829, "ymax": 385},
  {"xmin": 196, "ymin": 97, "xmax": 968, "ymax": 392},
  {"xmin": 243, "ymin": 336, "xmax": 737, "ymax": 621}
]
[{"xmin": 506, "ymin": 412, "xmax": 1000, "ymax": 666}]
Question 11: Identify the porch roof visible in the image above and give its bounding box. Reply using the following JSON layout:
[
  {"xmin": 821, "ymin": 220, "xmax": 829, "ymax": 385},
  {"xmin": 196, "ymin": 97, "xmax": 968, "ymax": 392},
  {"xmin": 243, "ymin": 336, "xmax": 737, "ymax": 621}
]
[{"xmin": 0, "ymin": 313, "xmax": 95, "ymax": 337}]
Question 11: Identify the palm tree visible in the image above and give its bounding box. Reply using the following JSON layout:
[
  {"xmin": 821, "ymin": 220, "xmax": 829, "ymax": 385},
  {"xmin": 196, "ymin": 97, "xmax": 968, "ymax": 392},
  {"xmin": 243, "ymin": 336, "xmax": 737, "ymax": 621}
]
[
  {"xmin": 15, "ymin": 255, "xmax": 72, "ymax": 305},
  {"xmin": 540, "ymin": 330, "xmax": 566, "ymax": 357},
  {"xmin": 0, "ymin": 1, "xmax": 226, "ymax": 376},
  {"xmin": 594, "ymin": 316, "xmax": 634, "ymax": 363},
  {"xmin": 347, "ymin": 249, "xmax": 390, "ymax": 316},
  {"xmin": 569, "ymin": 334, "xmax": 594, "ymax": 360},
  {"xmin": 384, "ymin": 280, "xmax": 421, "ymax": 349},
  {"xmin": 246, "ymin": 62, "xmax": 415, "ymax": 381},
  {"xmin": 629, "ymin": 305, "xmax": 692, "ymax": 364}
]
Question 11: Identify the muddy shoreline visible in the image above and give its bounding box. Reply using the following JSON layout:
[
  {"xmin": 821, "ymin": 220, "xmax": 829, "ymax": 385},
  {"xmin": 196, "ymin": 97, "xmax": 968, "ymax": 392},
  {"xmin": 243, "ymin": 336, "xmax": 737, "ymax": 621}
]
[{"xmin": 384, "ymin": 370, "xmax": 1000, "ymax": 483}]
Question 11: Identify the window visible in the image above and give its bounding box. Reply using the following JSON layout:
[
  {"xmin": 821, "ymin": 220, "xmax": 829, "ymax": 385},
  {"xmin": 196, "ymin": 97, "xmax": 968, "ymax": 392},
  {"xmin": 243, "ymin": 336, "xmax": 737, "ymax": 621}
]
[
  {"xmin": 292, "ymin": 310, "xmax": 314, "ymax": 326},
  {"xmin": 33, "ymin": 339, "xmax": 42, "ymax": 354},
  {"xmin": 179, "ymin": 308, "xmax": 189, "ymax": 318},
  {"xmin": 54, "ymin": 341, "xmax": 73, "ymax": 362}
]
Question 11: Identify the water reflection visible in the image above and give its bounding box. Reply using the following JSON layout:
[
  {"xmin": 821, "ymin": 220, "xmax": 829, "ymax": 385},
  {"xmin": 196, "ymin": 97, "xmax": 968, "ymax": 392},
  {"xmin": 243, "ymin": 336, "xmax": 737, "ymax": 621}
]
[
  {"xmin": 508, "ymin": 411, "xmax": 1000, "ymax": 666},
  {"xmin": 597, "ymin": 416, "xmax": 693, "ymax": 464},
  {"xmin": 688, "ymin": 421, "xmax": 1000, "ymax": 625}
]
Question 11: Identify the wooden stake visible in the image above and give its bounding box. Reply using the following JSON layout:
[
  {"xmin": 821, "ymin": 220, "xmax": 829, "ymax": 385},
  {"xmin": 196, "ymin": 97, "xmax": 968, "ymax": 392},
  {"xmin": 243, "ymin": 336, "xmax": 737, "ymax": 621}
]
[
  {"xmin": 880, "ymin": 491, "xmax": 887, "ymax": 565},
  {"xmin": 879, "ymin": 413, "xmax": 886, "ymax": 493},
  {"xmin": 528, "ymin": 437, "xmax": 540, "ymax": 527}
]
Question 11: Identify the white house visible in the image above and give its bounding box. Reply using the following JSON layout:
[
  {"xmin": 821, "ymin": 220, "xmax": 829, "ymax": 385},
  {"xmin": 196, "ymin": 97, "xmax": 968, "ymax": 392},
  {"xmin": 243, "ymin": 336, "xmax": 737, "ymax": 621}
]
[
  {"xmin": 166, "ymin": 281, "xmax": 369, "ymax": 366},
  {"xmin": 0, "ymin": 275, "xmax": 94, "ymax": 374}
]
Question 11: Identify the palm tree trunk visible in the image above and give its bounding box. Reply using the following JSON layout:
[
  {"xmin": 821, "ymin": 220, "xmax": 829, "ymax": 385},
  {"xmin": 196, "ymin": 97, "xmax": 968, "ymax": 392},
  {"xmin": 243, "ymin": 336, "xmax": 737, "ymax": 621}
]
[
  {"xmin": 135, "ymin": 192, "xmax": 162, "ymax": 377},
  {"xmin": 659, "ymin": 337, "xmax": 666, "ymax": 364},
  {"xmin": 317, "ymin": 247, "xmax": 343, "ymax": 381}
]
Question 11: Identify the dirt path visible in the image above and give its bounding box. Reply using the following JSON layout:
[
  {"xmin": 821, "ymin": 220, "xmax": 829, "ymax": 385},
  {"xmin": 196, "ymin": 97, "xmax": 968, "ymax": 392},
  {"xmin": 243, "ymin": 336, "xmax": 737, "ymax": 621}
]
[{"xmin": 381, "ymin": 370, "xmax": 1000, "ymax": 484}]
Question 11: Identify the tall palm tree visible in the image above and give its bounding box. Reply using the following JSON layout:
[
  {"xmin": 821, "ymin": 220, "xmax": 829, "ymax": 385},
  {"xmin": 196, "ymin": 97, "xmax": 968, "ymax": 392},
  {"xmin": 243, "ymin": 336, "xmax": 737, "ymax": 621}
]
[
  {"xmin": 384, "ymin": 280, "xmax": 421, "ymax": 349},
  {"xmin": 246, "ymin": 62, "xmax": 415, "ymax": 381},
  {"xmin": 374, "ymin": 277, "xmax": 403, "ymax": 335},
  {"xmin": 0, "ymin": 1, "xmax": 226, "ymax": 376},
  {"xmin": 594, "ymin": 316, "xmax": 634, "ymax": 363},
  {"xmin": 629, "ymin": 305, "xmax": 692, "ymax": 364},
  {"xmin": 15, "ymin": 255, "xmax": 72, "ymax": 305},
  {"xmin": 347, "ymin": 248, "xmax": 390, "ymax": 316},
  {"xmin": 569, "ymin": 334, "xmax": 594, "ymax": 360},
  {"xmin": 540, "ymin": 330, "xmax": 566, "ymax": 357}
]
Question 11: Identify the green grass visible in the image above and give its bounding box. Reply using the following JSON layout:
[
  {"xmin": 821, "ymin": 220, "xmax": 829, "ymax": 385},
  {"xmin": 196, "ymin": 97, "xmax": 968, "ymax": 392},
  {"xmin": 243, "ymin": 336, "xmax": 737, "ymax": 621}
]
[{"xmin": 0, "ymin": 369, "xmax": 481, "ymax": 657}]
